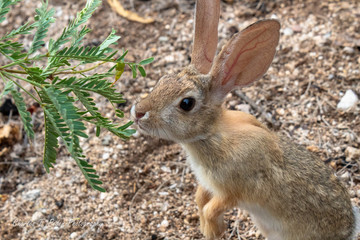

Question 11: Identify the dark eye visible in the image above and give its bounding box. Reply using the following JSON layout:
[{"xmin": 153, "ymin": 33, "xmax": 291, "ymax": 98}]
[{"xmin": 179, "ymin": 97, "xmax": 196, "ymax": 111}]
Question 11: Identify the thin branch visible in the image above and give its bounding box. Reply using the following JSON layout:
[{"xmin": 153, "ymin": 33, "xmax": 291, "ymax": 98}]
[
  {"xmin": 0, "ymin": 68, "xmax": 27, "ymax": 74},
  {"xmin": 233, "ymin": 90, "xmax": 279, "ymax": 128},
  {"xmin": 1, "ymin": 71, "xmax": 42, "ymax": 87},
  {"xmin": 1, "ymin": 73, "xmax": 42, "ymax": 104},
  {"xmin": 54, "ymin": 61, "xmax": 107, "ymax": 75}
]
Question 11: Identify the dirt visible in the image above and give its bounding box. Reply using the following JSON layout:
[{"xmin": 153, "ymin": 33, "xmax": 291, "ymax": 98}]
[{"xmin": 0, "ymin": 0, "xmax": 359, "ymax": 239}]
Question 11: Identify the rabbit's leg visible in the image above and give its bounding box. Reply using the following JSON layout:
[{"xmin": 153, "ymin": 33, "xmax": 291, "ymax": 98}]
[
  {"xmin": 195, "ymin": 185, "xmax": 212, "ymax": 233},
  {"xmin": 202, "ymin": 195, "xmax": 235, "ymax": 239}
]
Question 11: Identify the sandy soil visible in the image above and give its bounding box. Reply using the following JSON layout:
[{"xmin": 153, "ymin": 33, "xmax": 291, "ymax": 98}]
[{"xmin": 0, "ymin": 0, "xmax": 359, "ymax": 239}]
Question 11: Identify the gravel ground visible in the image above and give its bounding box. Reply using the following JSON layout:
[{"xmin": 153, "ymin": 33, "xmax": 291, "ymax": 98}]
[{"xmin": 0, "ymin": 0, "xmax": 359, "ymax": 239}]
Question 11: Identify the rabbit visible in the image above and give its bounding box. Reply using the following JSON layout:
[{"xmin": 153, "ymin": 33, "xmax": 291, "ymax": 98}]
[{"xmin": 131, "ymin": 0, "xmax": 360, "ymax": 239}]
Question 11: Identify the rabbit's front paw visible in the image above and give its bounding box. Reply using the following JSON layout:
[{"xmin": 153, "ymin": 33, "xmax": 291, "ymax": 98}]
[{"xmin": 202, "ymin": 218, "xmax": 226, "ymax": 240}]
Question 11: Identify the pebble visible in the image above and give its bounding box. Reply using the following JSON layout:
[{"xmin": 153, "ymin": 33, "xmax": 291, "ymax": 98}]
[
  {"xmin": 340, "ymin": 171, "xmax": 350, "ymax": 181},
  {"xmin": 283, "ymin": 27, "xmax": 294, "ymax": 36},
  {"xmin": 159, "ymin": 219, "xmax": 169, "ymax": 231},
  {"xmin": 276, "ymin": 108, "xmax": 285, "ymax": 116},
  {"xmin": 147, "ymin": 80, "xmax": 157, "ymax": 87},
  {"xmin": 100, "ymin": 192, "xmax": 107, "ymax": 200},
  {"xmin": 343, "ymin": 46, "xmax": 355, "ymax": 55},
  {"xmin": 236, "ymin": 104, "xmax": 250, "ymax": 113},
  {"xmin": 102, "ymin": 152, "xmax": 110, "ymax": 160},
  {"xmin": 31, "ymin": 211, "xmax": 43, "ymax": 221},
  {"xmin": 23, "ymin": 189, "xmax": 41, "ymax": 201},
  {"xmin": 101, "ymin": 135, "xmax": 112, "ymax": 146},
  {"xmin": 70, "ymin": 232, "xmax": 78, "ymax": 239},
  {"xmin": 159, "ymin": 36, "xmax": 169, "ymax": 42},
  {"xmin": 291, "ymin": 24, "xmax": 302, "ymax": 33},
  {"xmin": 345, "ymin": 146, "xmax": 360, "ymax": 161},
  {"xmin": 337, "ymin": 89, "xmax": 358, "ymax": 110}
]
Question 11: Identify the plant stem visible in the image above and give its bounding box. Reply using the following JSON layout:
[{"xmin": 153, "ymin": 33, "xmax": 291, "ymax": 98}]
[
  {"xmin": 0, "ymin": 61, "xmax": 112, "ymax": 76},
  {"xmin": 0, "ymin": 72, "xmax": 42, "ymax": 104},
  {"xmin": 54, "ymin": 61, "xmax": 107, "ymax": 75},
  {"xmin": 0, "ymin": 68, "xmax": 27, "ymax": 74},
  {"xmin": 2, "ymin": 71, "xmax": 43, "ymax": 87}
]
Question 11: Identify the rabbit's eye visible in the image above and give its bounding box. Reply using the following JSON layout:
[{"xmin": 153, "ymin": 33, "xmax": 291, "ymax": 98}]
[{"xmin": 179, "ymin": 97, "xmax": 195, "ymax": 111}]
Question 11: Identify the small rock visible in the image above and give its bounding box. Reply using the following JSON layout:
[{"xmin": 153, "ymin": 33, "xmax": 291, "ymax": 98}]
[
  {"xmin": 164, "ymin": 55, "xmax": 175, "ymax": 63},
  {"xmin": 161, "ymin": 166, "xmax": 171, "ymax": 173},
  {"xmin": 140, "ymin": 93, "xmax": 148, "ymax": 99},
  {"xmin": 345, "ymin": 147, "xmax": 360, "ymax": 161},
  {"xmin": 101, "ymin": 135, "xmax": 112, "ymax": 146},
  {"xmin": 100, "ymin": 192, "xmax": 107, "ymax": 200},
  {"xmin": 23, "ymin": 189, "xmax": 41, "ymax": 201},
  {"xmin": 340, "ymin": 171, "xmax": 350, "ymax": 181},
  {"xmin": 337, "ymin": 90, "xmax": 358, "ymax": 110},
  {"xmin": 327, "ymin": 74, "xmax": 334, "ymax": 80},
  {"xmin": 349, "ymin": 190, "xmax": 356, "ymax": 198},
  {"xmin": 229, "ymin": 100, "xmax": 237, "ymax": 107},
  {"xmin": 31, "ymin": 211, "xmax": 43, "ymax": 221},
  {"xmin": 147, "ymin": 80, "xmax": 157, "ymax": 87},
  {"xmin": 113, "ymin": 216, "xmax": 118, "ymax": 223},
  {"xmin": 343, "ymin": 46, "xmax": 355, "ymax": 55},
  {"xmin": 159, "ymin": 36, "xmax": 169, "ymax": 42},
  {"xmin": 283, "ymin": 27, "xmax": 294, "ymax": 36},
  {"xmin": 276, "ymin": 108, "xmax": 285, "ymax": 116},
  {"xmin": 70, "ymin": 232, "xmax": 78, "ymax": 239},
  {"xmin": 102, "ymin": 152, "xmax": 110, "ymax": 160},
  {"xmin": 291, "ymin": 24, "xmax": 302, "ymax": 33},
  {"xmin": 159, "ymin": 219, "xmax": 169, "ymax": 231},
  {"xmin": 236, "ymin": 104, "xmax": 250, "ymax": 113}
]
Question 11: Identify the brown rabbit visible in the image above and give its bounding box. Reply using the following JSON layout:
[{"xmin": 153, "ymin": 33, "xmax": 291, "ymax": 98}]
[{"xmin": 131, "ymin": 0, "xmax": 360, "ymax": 239}]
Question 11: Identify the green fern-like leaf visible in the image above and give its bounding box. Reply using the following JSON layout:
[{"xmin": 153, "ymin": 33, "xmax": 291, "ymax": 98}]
[
  {"xmin": 43, "ymin": 113, "xmax": 59, "ymax": 172},
  {"xmin": 99, "ymin": 29, "xmax": 120, "ymax": 53},
  {"xmin": 0, "ymin": 40, "xmax": 26, "ymax": 60},
  {"xmin": 46, "ymin": 46, "xmax": 108, "ymax": 72},
  {"xmin": 1, "ymin": 21, "xmax": 35, "ymax": 40},
  {"xmin": 40, "ymin": 88, "xmax": 103, "ymax": 191},
  {"xmin": 48, "ymin": 0, "xmax": 102, "ymax": 54},
  {"xmin": 0, "ymin": 79, "xmax": 14, "ymax": 100},
  {"xmin": 26, "ymin": 67, "xmax": 47, "ymax": 84},
  {"xmin": 54, "ymin": 73, "xmax": 123, "ymax": 103},
  {"xmin": 71, "ymin": 25, "xmax": 91, "ymax": 48},
  {"xmin": 0, "ymin": 0, "xmax": 21, "ymax": 23},
  {"xmin": 72, "ymin": 88, "xmax": 134, "ymax": 139},
  {"xmin": 44, "ymin": 86, "xmax": 88, "ymax": 142},
  {"xmin": 10, "ymin": 89, "xmax": 35, "ymax": 139},
  {"xmin": 28, "ymin": 1, "xmax": 55, "ymax": 55}
]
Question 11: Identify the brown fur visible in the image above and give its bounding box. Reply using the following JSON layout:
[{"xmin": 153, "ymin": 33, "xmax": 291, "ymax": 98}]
[{"xmin": 132, "ymin": 1, "xmax": 358, "ymax": 239}]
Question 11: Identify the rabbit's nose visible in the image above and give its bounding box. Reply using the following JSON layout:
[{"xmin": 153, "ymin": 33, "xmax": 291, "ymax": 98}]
[
  {"xmin": 131, "ymin": 105, "xmax": 147, "ymax": 121},
  {"xmin": 135, "ymin": 111, "xmax": 145, "ymax": 119}
]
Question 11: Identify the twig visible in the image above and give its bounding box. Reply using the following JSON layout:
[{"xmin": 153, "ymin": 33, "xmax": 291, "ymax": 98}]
[
  {"xmin": 233, "ymin": 90, "xmax": 279, "ymax": 128},
  {"xmin": 128, "ymin": 183, "xmax": 147, "ymax": 232}
]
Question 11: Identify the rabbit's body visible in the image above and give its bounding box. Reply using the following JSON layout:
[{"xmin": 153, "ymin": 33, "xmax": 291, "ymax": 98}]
[
  {"xmin": 132, "ymin": 0, "xmax": 359, "ymax": 238},
  {"xmin": 183, "ymin": 110, "xmax": 356, "ymax": 240}
]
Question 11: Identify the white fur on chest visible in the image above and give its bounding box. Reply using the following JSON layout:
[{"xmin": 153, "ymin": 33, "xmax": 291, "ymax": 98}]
[
  {"xmin": 183, "ymin": 144, "xmax": 285, "ymax": 240},
  {"xmin": 183, "ymin": 145, "xmax": 225, "ymax": 196}
]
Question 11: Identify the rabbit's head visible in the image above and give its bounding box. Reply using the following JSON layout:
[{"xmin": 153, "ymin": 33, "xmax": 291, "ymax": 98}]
[{"xmin": 131, "ymin": 0, "xmax": 280, "ymax": 143}]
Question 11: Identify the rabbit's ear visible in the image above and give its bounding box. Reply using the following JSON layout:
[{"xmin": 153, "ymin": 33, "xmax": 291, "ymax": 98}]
[
  {"xmin": 191, "ymin": 0, "xmax": 220, "ymax": 74},
  {"xmin": 210, "ymin": 20, "xmax": 280, "ymax": 98}
]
